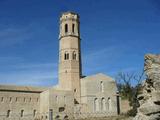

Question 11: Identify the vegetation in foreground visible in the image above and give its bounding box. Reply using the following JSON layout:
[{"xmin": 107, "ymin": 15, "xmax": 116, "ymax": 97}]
[{"xmin": 116, "ymin": 71, "xmax": 144, "ymax": 116}]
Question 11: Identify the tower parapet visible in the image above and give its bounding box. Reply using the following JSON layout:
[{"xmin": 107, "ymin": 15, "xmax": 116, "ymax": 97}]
[{"xmin": 59, "ymin": 12, "xmax": 80, "ymax": 39}]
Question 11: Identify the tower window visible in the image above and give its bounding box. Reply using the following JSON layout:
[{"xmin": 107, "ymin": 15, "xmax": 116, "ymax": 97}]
[
  {"xmin": 72, "ymin": 24, "xmax": 75, "ymax": 33},
  {"xmin": 64, "ymin": 52, "xmax": 69, "ymax": 60},
  {"xmin": 33, "ymin": 110, "xmax": 36, "ymax": 117},
  {"xmin": 72, "ymin": 51, "xmax": 76, "ymax": 60},
  {"xmin": 7, "ymin": 110, "xmax": 11, "ymax": 118},
  {"xmin": 64, "ymin": 53, "xmax": 67, "ymax": 60},
  {"xmin": 1, "ymin": 97, "xmax": 4, "ymax": 102},
  {"xmin": 65, "ymin": 24, "xmax": 68, "ymax": 33},
  {"xmin": 9, "ymin": 97, "xmax": 12, "ymax": 102},
  {"xmin": 67, "ymin": 53, "xmax": 69, "ymax": 59},
  {"xmin": 21, "ymin": 110, "xmax": 24, "ymax": 117},
  {"xmin": 15, "ymin": 97, "xmax": 18, "ymax": 102},
  {"xmin": 74, "ymin": 89, "xmax": 77, "ymax": 92}
]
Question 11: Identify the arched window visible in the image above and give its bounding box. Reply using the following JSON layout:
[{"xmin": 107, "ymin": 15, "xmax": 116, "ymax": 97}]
[
  {"xmin": 100, "ymin": 81, "xmax": 104, "ymax": 92},
  {"xmin": 108, "ymin": 97, "xmax": 112, "ymax": 111},
  {"xmin": 29, "ymin": 98, "xmax": 31, "ymax": 102},
  {"xmin": 7, "ymin": 110, "xmax": 11, "ymax": 118},
  {"xmin": 65, "ymin": 24, "xmax": 68, "ymax": 33},
  {"xmin": 15, "ymin": 97, "xmax": 18, "ymax": 102},
  {"xmin": 74, "ymin": 89, "xmax": 77, "ymax": 92},
  {"xmin": 72, "ymin": 51, "xmax": 76, "ymax": 60},
  {"xmin": 72, "ymin": 24, "xmax": 75, "ymax": 33},
  {"xmin": 67, "ymin": 53, "xmax": 69, "ymax": 60},
  {"xmin": 33, "ymin": 110, "xmax": 36, "ymax": 117},
  {"xmin": 94, "ymin": 98, "xmax": 99, "ymax": 112},
  {"xmin": 64, "ymin": 53, "xmax": 67, "ymax": 60},
  {"xmin": 101, "ymin": 98, "xmax": 106, "ymax": 111},
  {"xmin": 21, "ymin": 110, "xmax": 24, "ymax": 117},
  {"xmin": 64, "ymin": 52, "xmax": 69, "ymax": 60},
  {"xmin": 9, "ymin": 97, "xmax": 12, "ymax": 102},
  {"xmin": 56, "ymin": 96, "xmax": 58, "ymax": 103}
]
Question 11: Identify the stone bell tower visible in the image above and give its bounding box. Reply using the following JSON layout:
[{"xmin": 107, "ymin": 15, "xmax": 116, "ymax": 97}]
[{"xmin": 58, "ymin": 12, "xmax": 82, "ymax": 102}]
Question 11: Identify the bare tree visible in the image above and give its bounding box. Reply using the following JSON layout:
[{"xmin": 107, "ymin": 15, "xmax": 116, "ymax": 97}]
[{"xmin": 116, "ymin": 71, "xmax": 145, "ymax": 116}]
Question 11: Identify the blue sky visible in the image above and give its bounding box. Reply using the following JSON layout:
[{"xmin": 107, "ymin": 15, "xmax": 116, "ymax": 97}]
[{"xmin": 0, "ymin": 0, "xmax": 159, "ymax": 86}]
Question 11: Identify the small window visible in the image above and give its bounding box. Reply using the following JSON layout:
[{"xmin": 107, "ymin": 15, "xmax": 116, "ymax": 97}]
[
  {"xmin": 74, "ymin": 89, "xmax": 77, "ymax": 92},
  {"xmin": 72, "ymin": 52, "xmax": 76, "ymax": 60},
  {"xmin": 29, "ymin": 98, "xmax": 31, "ymax": 102},
  {"xmin": 72, "ymin": 24, "xmax": 75, "ymax": 33},
  {"xmin": 24, "ymin": 98, "xmax": 26, "ymax": 102},
  {"xmin": 100, "ymin": 81, "xmax": 104, "ymax": 92},
  {"xmin": 65, "ymin": 24, "xmax": 68, "ymax": 33},
  {"xmin": 1, "ymin": 97, "xmax": 4, "ymax": 102},
  {"xmin": 56, "ymin": 96, "xmax": 58, "ymax": 103},
  {"xmin": 7, "ymin": 110, "xmax": 11, "ymax": 118},
  {"xmin": 59, "ymin": 107, "xmax": 65, "ymax": 112},
  {"xmin": 21, "ymin": 110, "xmax": 24, "ymax": 117},
  {"xmin": 9, "ymin": 97, "xmax": 12, "ymax": 102},
  {"xmin": 15, "ymin": 97, "xmax": 18, "ymax": 102},
  {"xmin": 33, "ymin": 110, "xmax": 36, "ymax": 117}
]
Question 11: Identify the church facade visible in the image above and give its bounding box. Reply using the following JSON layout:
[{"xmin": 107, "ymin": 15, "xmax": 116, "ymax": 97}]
[{"xmin": 0, "ymin": 12, "xmax": 118, "ymax": 120}]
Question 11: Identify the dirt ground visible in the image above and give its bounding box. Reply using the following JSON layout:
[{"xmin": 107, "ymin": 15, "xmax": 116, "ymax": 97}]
[{"xmin": 77, "ymin": 115, "xmax": 133, "ymax": 120}]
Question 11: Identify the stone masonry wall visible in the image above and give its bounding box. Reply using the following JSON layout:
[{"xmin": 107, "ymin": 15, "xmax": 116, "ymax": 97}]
[{"xmin": 134, "ymin": 54, "xmax": 160, "ymax": 120}]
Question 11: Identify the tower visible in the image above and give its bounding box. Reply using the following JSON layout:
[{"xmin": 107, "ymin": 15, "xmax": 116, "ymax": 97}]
[{"xmin": 58, "ymin": 12, "xmax": 82, "ymax": 102}]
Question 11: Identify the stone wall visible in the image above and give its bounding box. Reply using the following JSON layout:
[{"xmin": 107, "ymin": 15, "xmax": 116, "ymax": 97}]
[
  {"xmin": 134, "ymin": 54, "xmax": 160, "ymax": 120},
  {"xmin": 80, "ymin": 73, "xmax": 117, "ymax": 116},
  {"xmin": 40, "ymin": 87, "xmax": 74, "ymax": 120},
  {"xmin": 0, "ymin": 85, "xmax": 46, "ymax": 120},
  {"xmin": 0, "ymin": 91, "xmax": 40, "ymax": 120}
]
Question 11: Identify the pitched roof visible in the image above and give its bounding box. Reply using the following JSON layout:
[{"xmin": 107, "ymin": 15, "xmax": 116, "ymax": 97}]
[
  {"xmin": 0, "ymin": 84, "xmax": 47, "ymax": 93},
  {"xmin": 81, "ymin": 73, "xmax": 115, "ymax": 82}
]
